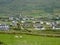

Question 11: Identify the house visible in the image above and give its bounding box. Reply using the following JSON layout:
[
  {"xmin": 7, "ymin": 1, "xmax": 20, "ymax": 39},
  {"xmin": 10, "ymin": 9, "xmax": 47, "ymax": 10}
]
[
  {"xmin": 33, "ymin": 22, "xmax": 45, "ymax": 30},
  {"xmin": 9, "ymin": 16, "xmax": 14, "ymax": 21},
  {"xmin": 56, "ymin": 21, "xmax": 60, "ymax": 24},
  {"xmin": 32, "ymin": 21, "xmax": 36, "ymax": 23},
  {"xmin": 35, "ymin": 18, "xmax": 43, "ymax": 21},
  {"xmin": 23, "ymin": 18, "xmax": 29, "ymax": 21},
  {"xmin": 11, "ymin": 21, "xmax": 18, "ymax": 26},
  {"xmin": 22, "ymin": 16, "xmax": 34, "ymax": 21},
  {"xmin": 0, "ymin": 24, "xmax": 9, "ymax": 30},
  {"xmin": 21, "ymin": 21, "xmax": 25, "ymax": 23},
  {"xmin": 32, "ymin": 21, "xmax": 44, "ymax": 25},
  {"xmin": 22, "ymin": 16, "xmax": 30, "ymax": 21},
  {"xmin": 23, "ymin": 22, "xmax": 32, "ymax": 28},
  {"xmin": 15, "ymin": 18, "xmax": 20, "ymax": 21},
  {"xmin": 45, "ymin": 22, "xmax": 51, "ymax": 25},
  {"xmin": 52, "ymin": 25, "xmax": 60, "ymax": 29},
  {"xmin": 40, "ymin": 21, "xmax": 44, "ymax": 24},
  {"xmin": 51, "ymin": 22, "xmax": 60, "ymax": 29}
]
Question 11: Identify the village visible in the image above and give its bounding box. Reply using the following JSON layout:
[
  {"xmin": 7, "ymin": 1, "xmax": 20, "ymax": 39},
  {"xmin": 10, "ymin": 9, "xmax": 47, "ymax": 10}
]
[{"xmin": 0, "ymin": 14, "xmax": 60, "ymax": 31}]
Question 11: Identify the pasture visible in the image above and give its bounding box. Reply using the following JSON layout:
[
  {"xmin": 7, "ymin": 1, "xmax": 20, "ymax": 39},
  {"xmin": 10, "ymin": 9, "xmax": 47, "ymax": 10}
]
[{"xmin": 0, "ymin": 34, "xmax": 60, "ymax": 45}]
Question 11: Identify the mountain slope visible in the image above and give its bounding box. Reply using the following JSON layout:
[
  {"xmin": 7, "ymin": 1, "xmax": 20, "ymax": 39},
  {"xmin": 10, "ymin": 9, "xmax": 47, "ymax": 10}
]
[{"xmin": 0, "ymin": 0, "xmax": 60, "ymax": 16}]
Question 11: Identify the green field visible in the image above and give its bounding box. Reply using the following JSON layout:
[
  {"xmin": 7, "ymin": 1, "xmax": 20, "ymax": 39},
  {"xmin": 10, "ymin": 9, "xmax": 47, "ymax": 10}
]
[{"xmin": 0, "ymin": 34, "xmax": 60, "ymax": 45}]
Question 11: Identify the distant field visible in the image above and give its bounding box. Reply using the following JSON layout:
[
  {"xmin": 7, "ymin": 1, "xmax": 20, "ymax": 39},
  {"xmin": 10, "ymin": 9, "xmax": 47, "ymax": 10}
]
[{"xmin": 0, "ymin": 34, "xmax": 60, "ymax": 45}]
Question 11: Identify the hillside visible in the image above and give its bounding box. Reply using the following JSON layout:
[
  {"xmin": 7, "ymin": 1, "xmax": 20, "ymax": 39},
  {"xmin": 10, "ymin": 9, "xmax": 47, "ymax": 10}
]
[{"xmin": 0, "ymin": 0, "xmax": 60, "ymax": 16}]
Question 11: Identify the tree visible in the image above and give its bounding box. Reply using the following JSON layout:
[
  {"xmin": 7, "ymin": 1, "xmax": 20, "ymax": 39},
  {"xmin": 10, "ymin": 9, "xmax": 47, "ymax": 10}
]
[{"xmin": 17, "ymin": 22, "xmax": 21, "ymax": 30}]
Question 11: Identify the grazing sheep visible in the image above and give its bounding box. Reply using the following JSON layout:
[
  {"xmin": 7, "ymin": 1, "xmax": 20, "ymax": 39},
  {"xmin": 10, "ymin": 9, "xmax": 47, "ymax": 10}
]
[
  {"xmin": 15, "ymin": 35, "xmax": 19, "ymax": 38},
  {"xmin": 20, "ymin": 36, "xmax": 22, "ymax": 38}
]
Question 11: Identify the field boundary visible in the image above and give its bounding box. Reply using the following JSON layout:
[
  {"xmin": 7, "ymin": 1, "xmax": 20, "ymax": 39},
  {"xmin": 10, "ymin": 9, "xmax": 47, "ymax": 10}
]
[{"xmin": 0, "ymin": 31, "xmax": 60, "ymax": 38}]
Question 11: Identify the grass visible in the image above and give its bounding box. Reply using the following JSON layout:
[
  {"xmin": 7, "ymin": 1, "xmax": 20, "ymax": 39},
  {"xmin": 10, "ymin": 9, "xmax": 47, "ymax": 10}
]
[
  {"xmin": 0, "ymin": 34, "xmax": 60, "ymax": 45},
  {"xmin": 0, "ymin": 21, "xmax": 11, "ymax": 25}
]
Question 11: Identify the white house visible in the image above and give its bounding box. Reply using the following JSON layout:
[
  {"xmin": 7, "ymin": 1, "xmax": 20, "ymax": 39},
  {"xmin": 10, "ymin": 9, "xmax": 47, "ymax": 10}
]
[
  {"xmin": 45, "ymin": 22, "xmax": 51, "ymax": 25},
  {"xmin": 21, "ymin": 21, "xmax": 25, "ymax": 23},
  {"xmin": 40, "ymin": 21, "xmax": 44, "ymax": 24}
]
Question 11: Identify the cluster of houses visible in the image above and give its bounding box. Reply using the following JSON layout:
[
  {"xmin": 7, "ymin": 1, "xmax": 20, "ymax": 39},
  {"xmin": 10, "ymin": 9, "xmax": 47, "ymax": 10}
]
[
  {"xmin": 21, "ymin": 21, "xmax": 60, "ymax": 30},
  {"xmin": 0, "ymin": 24, "xmax": 9, "ymax": 30},
  {"xmin": 0, "ymin": 15, "xmax": 60, "ymax": 30}
]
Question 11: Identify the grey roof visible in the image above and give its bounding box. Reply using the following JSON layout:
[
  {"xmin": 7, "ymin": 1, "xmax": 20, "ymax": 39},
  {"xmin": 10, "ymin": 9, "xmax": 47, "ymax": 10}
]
[{"xmin": 55, "ymin": 26, "xmax": 60, "ymax": 28}]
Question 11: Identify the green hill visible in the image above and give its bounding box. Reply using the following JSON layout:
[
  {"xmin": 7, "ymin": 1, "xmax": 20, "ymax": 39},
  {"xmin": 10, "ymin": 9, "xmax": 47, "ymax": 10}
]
[{"xmin": 0, "ymin": 0, "xmax": 60, "ymax": 16}]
